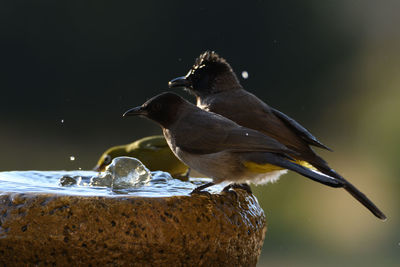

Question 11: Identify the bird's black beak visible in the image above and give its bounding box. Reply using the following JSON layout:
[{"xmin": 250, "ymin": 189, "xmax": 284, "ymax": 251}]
[
  {"xmin": 168, "ymin": 76, "xmax": 192, "ymax": 88},
  {"xmin": 123, "ymin": 106, "xmax": 147, "ymax": 117}
]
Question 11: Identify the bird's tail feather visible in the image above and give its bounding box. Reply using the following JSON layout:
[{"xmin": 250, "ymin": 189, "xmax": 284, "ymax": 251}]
[
  {"xmin": 243, "ymin": 152, "xmax": 387, "ymax": 220},
  {"xmin": 343, "ymin": 181, "xmax": 387, "ymax": 220},
  {"xmin": 245, "ymin": 153, "xmax": 344, "ymax": 188},
  {"xmin": 324, "ymin": 168, "xmax": 387, "ymax": 221},
  {"xmin": 276, "ymin": 160, "xmax": 344, "ymax": 188},
  {"xmin": 307, "ymin": 157, "xmax": 387, "ymax": 220}
]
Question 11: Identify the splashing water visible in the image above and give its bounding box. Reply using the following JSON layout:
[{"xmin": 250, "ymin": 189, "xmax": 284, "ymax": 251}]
[
  {"xmin": 0, "ymin": 157, "xmax": 221, "ymax": 197},
  {"xmin": 90, "ymin": 157, "xmax": 152, "ymax": 189}
]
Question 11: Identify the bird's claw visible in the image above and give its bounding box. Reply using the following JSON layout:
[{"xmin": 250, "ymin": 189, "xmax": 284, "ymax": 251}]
[
  {"xmin": 190, "ymin": 182, "xmax": 215, "ymax": 196},
  {"xmin": 190, "ymin": 189, "xmax": 212, "ymax": 197},
  {"xmin": 222, "ymin": 183, "xmax": 253, "ymax": 194}
]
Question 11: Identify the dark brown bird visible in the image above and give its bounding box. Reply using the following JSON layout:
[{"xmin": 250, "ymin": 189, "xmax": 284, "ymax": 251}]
[
  {"xmin": 123, "ymin": 92, "xmax": 342, "ymax": 194},
  {"xmin": 168, "ymin": 51, "xmax": 386, "ymax": 220}
]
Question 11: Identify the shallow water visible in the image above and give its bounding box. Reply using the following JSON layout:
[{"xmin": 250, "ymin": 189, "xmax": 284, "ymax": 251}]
[{"xmin": 0, "ymin": 170, "xmax": 222, "ymax": 197}]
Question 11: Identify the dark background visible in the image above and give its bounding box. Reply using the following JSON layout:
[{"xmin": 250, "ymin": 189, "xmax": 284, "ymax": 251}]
[{"xmin": 1, "ymin": 1, "xmax": 399, "ymax": 265}]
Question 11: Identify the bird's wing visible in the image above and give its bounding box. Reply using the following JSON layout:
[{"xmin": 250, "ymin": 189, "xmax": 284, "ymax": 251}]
[
  {"xmin": 205, "ymin": 90, "xmax": 329, "ymax": 153},
  {"xmin": 174, "ymin": 111, "xmax": 294, "ymax": 156},
  {"xmin": 270, "ymin": 108, "xmax": 332, "ymax": 151}
]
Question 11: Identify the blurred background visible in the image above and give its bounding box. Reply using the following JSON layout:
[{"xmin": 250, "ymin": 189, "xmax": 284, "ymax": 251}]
[{"xmin": 1, "ymin": 0, "xmax": 399, "ymax": 266}]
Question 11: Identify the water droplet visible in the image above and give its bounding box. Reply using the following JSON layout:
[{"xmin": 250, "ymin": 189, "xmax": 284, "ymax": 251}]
[
  {"xmin": 90, "ymin": 157, "xmax": 152, "ymax": 189},
  {"xmin": 70, "ymin": 156, "xmax": 75, "ymax": 161},
  {"xmin": 241, "ymin": 71, "xmax": 249, "ymax": 79},
  {"xmin": 59, "ymin": 175, "xmax": 78, "ymax": 186}
]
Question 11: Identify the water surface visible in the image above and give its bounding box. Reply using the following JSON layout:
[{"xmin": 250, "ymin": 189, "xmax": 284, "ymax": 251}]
[{"xmin": 0, "ymin": 171, "xmax": 222, "ymax": 197}]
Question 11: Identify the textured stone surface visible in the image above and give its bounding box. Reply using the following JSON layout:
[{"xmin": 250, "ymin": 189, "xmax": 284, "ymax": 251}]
[{"xmin": 0, "ymin": 189, "xmax": 266, "ymax": 266}]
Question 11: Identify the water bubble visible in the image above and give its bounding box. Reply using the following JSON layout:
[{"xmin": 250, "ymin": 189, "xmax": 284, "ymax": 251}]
[
  {"xmin": 70, "ymin": 156, "xmax": 75, "ymax": 161},
  {"xmin": 90, "ymin": 157, "xmax": 152, "ymax": 189},
  {"xmin": 61, "ymin": 119, "xmax": 64, "ymax": 124},
  {"xmin": 59, "ymin": 175, "xmax": 80, "ymax": 186},
  {"xmin": 241, "ymin": 71, "xmax": 249, "ymax": 79}
]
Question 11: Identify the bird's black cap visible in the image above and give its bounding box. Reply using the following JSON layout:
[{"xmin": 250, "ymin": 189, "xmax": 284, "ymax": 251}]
[
  {"xmin": 123, "ymin": 92, "xmax": 185, "ymax": 128},
  {"xmin": 168, "ymin": 51, "xmax": 241, "ymax": 96}
]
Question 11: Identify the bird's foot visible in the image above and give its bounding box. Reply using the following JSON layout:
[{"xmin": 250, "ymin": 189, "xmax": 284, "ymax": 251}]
[
  {"xmin": 222, "ymin": 183, "xmax": 252, "ymax": 194},
  {"xmin": 181, "ymin": 168, "xmax": 191, "ymax": 180},
  {"xmin": 190, "ymin": 182, "xmax": 215, "ymax": 196},
  {"xmin": 173, "ymin": 168, "xmax": 192, "ymax": 181}
]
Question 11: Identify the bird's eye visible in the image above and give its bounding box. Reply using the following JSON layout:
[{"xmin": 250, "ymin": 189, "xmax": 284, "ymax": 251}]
[
  {"xmin": 190, "ymin": 69, "xmax": 200, "ymax": 81},
  {"xmin": 103, "ymin": 155, "xmax": 111, "ymax": 165}
]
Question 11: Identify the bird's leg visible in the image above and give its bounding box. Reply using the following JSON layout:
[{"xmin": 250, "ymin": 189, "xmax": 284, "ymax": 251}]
[
  {"xmin": 173, "ymin": 168, "xmax": 191, "ymax": 181},
  {"xmin": 222, "ymin": 183, "xmax": 252, "ymax": 194},
  {"xmin": 190, "ymin": 182, "xmax": 215, "ymax": 195},
  {"xmin": 181, "ymin": 168, "xmax": 191, "ymax": 180}
]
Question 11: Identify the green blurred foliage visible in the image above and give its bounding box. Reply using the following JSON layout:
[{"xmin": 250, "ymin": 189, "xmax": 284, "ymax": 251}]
[{"xmin": 0, "ymin": 1, "xmax": 399, "ymax": 266}]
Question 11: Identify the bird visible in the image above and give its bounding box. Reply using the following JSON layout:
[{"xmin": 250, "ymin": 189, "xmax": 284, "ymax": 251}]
[
  {"xmin": 168, "ymin": 51, "xmax": 386, "ymax": 220},
  {"xmin": 123, "ymin": 92, "xmax": 346, "ymax": 197},
  {"xmin": 93, "ymin": 135, "xmax": 189, "ymax": 179}
]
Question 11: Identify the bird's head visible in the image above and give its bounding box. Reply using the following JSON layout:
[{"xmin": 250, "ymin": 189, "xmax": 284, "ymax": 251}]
[
  {"xmin": 168, "ymin": 51, "xmax": 242, "ymax": 97},
  {"xmin": 93, "ymin": 145, "xmax": 127, "ymax": 172},
  {"xmin": 123, "ymin": 92, "xmax": 186, "ymax": 128}
]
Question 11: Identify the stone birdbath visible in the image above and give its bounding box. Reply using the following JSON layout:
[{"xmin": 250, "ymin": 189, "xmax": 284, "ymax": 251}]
[{"xmin": 0, "ymin": 157, "xmax": 266, "ymax": 266}]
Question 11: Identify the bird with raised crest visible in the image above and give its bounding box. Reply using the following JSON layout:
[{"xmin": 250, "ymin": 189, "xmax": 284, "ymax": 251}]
[{"xmin": 168, "ymin": 51, "xmax": 386, "ymax": 220}]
